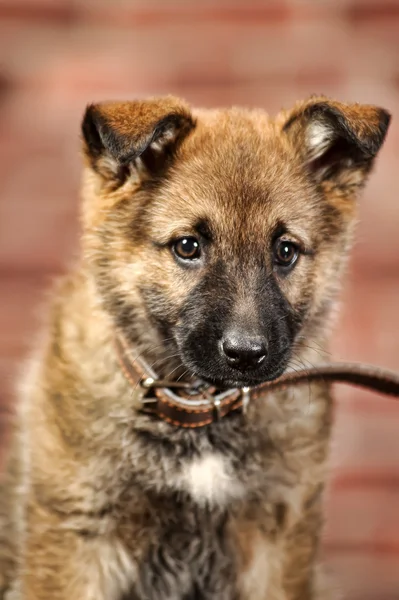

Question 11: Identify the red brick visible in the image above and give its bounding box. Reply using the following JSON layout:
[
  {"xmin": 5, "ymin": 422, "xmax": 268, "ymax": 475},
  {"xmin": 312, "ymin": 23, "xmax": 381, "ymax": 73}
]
[
  {"xmin": 0, "ymin": 0, "xmax": 74, "ymax": 23},
  {"xmin": 323, "ymin": 554, "xmax": 399, "ymax": 600},
  {"xmin": 78, "ymin": 3, "xmax": 293, "ymax": 27},
  {"xmin": 346, "ymin": 2, "xmax": 399, "ymax": 24}
]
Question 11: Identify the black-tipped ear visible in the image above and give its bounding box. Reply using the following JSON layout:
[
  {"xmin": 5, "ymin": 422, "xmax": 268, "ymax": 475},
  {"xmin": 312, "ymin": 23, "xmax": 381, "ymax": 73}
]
[
  {"xmin": 282, "ymin": 96, "xmax": 391, "ymax": 186},
  {"xmin": 81, "ymin": 96, "xmax": 195, "ymax": 180}
]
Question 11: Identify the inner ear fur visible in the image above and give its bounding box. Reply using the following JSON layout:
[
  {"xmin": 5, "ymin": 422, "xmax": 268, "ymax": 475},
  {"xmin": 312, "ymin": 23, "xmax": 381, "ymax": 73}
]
[
  {"xmin": 81, "ymin": 96, "xmax": 195, "ymax": 180},
  {"xmin": 281, "ymin": 96, "xmax": 391, "ymax": 184}
]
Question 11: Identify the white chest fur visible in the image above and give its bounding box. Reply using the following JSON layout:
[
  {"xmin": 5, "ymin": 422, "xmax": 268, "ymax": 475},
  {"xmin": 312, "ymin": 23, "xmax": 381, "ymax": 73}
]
[{"xmin": 174, "ymin": 453, "xmax": 244, "ymax": 506}]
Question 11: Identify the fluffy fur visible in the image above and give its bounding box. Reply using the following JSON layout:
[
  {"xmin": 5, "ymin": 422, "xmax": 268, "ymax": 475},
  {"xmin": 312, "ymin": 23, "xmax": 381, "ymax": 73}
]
[{"xmin": 0, "ymin": 95, "xmax": 390, "ymax": 599}]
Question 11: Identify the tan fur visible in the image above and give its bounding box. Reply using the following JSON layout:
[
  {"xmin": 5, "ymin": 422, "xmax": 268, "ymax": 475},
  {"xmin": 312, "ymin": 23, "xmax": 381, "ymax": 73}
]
[{"xmin": 0, "ymin": 95, "xmax": 390, "ymax": 599}]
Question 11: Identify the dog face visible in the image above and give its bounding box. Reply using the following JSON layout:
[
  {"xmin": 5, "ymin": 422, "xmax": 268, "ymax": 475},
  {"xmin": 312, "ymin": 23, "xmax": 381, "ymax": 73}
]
[{"xmin": 81, "ymin": 96, "xmax": 390, "ymax": 387}]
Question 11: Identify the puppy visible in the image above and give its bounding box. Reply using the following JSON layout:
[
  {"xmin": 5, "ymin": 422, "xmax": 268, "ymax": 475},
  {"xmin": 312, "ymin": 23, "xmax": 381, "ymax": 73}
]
[{"xmin": 0, "ymin": 95, "xmax": 390, "ymax": 599}]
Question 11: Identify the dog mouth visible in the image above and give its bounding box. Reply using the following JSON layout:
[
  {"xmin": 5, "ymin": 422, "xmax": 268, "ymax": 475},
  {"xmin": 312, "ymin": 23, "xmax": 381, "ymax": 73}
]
[
  {"xmin": 173, "ymin": 333, "xmax": 292, "ymax": 390},
  {"xmin": 183, "ymin": 360, "xmax": 289, "ymax": 390},
  {"xmin": 199, "ymin": 372, "xmax": 284, "ymax": 390}
]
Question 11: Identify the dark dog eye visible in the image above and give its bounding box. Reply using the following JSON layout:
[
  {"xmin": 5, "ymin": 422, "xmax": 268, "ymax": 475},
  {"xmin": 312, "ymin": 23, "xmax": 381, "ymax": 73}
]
[
  {"xmin": 273, "ymin": 239, "xmax": 299, "ymax": 268},
  {"xmin": 173, "ymin": 237, "xmax": 201, "ymax": 261}
]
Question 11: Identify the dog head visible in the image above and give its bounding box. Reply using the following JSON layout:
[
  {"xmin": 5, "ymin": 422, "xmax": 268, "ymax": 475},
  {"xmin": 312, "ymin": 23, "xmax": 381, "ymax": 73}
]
[{"xmin": 81, "ymin": 96, "xmax": 390, "ymax": 387}]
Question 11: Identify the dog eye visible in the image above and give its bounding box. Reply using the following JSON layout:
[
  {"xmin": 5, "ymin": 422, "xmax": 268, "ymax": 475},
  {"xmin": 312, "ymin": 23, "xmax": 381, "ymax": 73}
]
[
  {"xmin": 173, "ymin": 237, "xmax": 201, "ymax": 261},
  {"xmin": 273, "ymin": 239, "xmax": 299, "ymax": 268}
]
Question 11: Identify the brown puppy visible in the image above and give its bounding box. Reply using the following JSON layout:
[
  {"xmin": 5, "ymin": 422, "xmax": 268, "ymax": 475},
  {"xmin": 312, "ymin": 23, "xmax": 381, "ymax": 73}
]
[{"xmin": 0, "ymin": 96, "xmax": 390, "ymax": 599}]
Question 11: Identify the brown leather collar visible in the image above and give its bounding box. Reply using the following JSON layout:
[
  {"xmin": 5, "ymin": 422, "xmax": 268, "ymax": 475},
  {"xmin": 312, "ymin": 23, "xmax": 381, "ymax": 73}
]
[
  {"xmin": 115, "ymin": 335, "xmax": 399, "ymax": 429},
  {"xmin": 115, "ymin": 335, "xmax": 246, "ymax": 427}
]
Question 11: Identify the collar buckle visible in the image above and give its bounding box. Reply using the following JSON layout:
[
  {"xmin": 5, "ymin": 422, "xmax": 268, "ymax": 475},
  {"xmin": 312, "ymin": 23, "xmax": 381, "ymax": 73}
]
[
  {"xmin": 199, "ymin": 387, "xmax": 221, "ymax": 419},
  {"xmin": 212, "ymin": 397, "xmax": 221, "ymax": 419},
  {"xmin": 241, "ymin": 386, "xmax": 251, "ymax": 414}
]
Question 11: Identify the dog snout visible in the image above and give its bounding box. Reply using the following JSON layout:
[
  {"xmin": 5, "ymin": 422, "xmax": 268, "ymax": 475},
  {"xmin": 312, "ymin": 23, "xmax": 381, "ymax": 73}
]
[{"xmin": 221, "ymin": 331, "xmax": 267, "ymax": 371}]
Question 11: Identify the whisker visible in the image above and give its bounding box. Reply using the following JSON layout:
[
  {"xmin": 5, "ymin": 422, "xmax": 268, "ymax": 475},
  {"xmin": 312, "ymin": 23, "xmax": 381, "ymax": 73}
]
[
  {"xmin": 293, "ymin": 342, "xmax": 330, "ymax": 360},
  {"xmin": 295, "ymin": 336, "xmax": 332, "ymax": 357},
  {"xmin": 130, "ymin": 352, "xmax": 182, "ymax": 395},
  {"xmin": 176, "ymin": 369, "xmax": 190, "ymax": 383},
  {"xmin": 288, "ymin": 355, "xmax": 314, "ymax": 413},
  {"xmin": 163, "ymin": 363, "xmax": 187, "ymax": 381},
  {"xmin": 124, "ymin": 336, "xmax": 176, "ymax": 366}
]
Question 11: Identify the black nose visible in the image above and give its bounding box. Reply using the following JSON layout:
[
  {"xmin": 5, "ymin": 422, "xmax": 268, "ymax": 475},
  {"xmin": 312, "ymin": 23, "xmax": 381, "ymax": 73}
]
[{"xmin": 222, "ymin": 333, "xmax": 267, "ymax": 371}]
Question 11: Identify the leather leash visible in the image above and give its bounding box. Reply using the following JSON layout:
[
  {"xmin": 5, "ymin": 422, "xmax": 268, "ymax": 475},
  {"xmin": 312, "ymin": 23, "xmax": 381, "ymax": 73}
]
[{"xmin": 115, "ymin": 335, "xmax": 399, "ymax": 429}]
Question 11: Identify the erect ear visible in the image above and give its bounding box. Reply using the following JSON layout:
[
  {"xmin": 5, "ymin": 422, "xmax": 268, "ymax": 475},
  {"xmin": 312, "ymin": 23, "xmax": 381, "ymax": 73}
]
[
  {"xmin": 281, "ymin": 96, "xmax": 391, "ymax": 189},
  {"xmin": 81, "ymin": 96, "xmax": 195, "ymax": 182}
]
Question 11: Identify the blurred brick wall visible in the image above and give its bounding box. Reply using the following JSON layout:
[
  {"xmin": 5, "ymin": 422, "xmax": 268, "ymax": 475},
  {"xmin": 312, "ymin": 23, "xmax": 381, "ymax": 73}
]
[{"xmin": 0, "ymin": 2, "xmax": 399, "ymax": 599}]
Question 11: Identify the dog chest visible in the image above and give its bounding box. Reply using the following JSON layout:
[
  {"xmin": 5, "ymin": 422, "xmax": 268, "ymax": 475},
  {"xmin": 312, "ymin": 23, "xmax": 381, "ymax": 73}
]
[{"xmin": 124, "ymin": 504, "xmax": 274, "ymax": 600}]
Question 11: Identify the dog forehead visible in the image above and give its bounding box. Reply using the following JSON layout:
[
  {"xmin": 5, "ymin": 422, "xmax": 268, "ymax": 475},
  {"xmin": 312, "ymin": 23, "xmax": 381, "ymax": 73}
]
[
  {"xmin": 185, "ymin": 106, "xmax": 284, "ymax": 171},
  {"xmin": 150, "ymin": 109, "xmax": 319, "ymax": 239}
]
